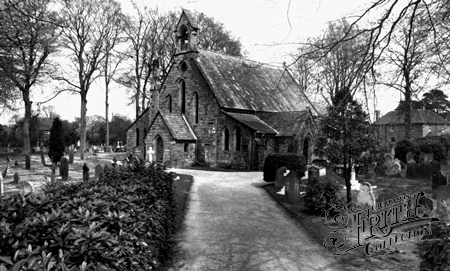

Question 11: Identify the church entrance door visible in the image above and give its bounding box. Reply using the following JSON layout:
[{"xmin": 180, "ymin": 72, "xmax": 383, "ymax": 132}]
[{"xmin": 155, "ymin": 136, "xmax": 164, "ymax": 163}]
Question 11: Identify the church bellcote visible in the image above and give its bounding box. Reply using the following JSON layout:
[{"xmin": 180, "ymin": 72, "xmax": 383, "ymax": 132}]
[{"xmin": 174, "ymin": 9, "xmax": 199, "ymax": 54}]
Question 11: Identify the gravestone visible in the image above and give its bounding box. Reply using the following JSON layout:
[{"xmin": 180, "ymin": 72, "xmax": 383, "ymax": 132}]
[
  {"xmin": 285, "ymin": 171, "xmax": 301, "ymax": 203},
  {"xmin": 406, "ymin": 162, "xmax": 418, "ymax": 179},
  {"xmin": 122, "ymin": 157, "xmax": 129, "ymax": 168},
  {"xmin": 406, "ymin": 152, "xmax": 415, "ymax": 163},
  {"xmin": 419, "ymin": 152, "xmax": 426, "ymax": 164},
  {"xmin": 384, "ymin": 154, "xmax": 393, "ymax": 168},
  {"xmin": 20, "ymin": 181, "xmax": 33, "ymax": 195},
  {"xmin": 387, "ymin": 163, "xmax": 401, "ymax": 176},
  {"xmin": 374, "ymin": 162, "xmax": 386, "ymax": 177},
  {"xmin": 308, "ymin": 166, "xmax": 320, "ymax": 185},
  {"xmin": 82, "ymin": 163, "xmax": 89, "ymax": 182},
  {"xmin": 51, "ymin": 163, "xmax": 56, "ymax": 183},
  {"xmin": 418, "ymin": 163, "xmax": 432, "ymax": 179},
  {"xmin": 436, "ymin": 184, "xmax": 450, "ymax": 220},
  {"xmin": 60, "ymin": 157, "xmax": 69, "ymax": 181},
  {"xmin": 41, "ymin": 151, "xmax": 46, "ymax": 166},
  {"xmin": 13, "ymin": 172, "xmax": 19, "ymax": 185},
  {"xmin": 365, "ymin": 165, "xmax": 376, "ymax": 179},
  {"xmin": 377, "ymin": 190, "xmax": 400, "ymax": 205},
  {"xmin": 418, "ymin": 195, "xmax": 433, "ymax": 211},
  {"xmin": 69, "ymin": 148, "xmax": 74, "ymax": 164},
  {"xmin": 104, "ymin": 164, "xmax": 110, "ymax": 172},
  {"xmin": 25, "ymin": 154, "xmax": 30, "ymax": 170},
  {"xmin": 350, "ymin": 166, "xmax": 360, "ymax": 190},
  {"xmin": 429, "ymin": 160, "xmax": 441, "ymax": 176},
  {"xmin": 3, "ymin": 164, "xmax": 12, "ymax": 178},
  {"xmin": 424, "ymin": 153, "xmax": 434, "ymax": 163},
  {"xmin": 432, "ymin": 171, "xmax": 448, "ymax": 199},
  {"xmin": 95, "ymin": 164, "xmax": 103, "ymax": 178},
  {"xmin": 357, "ymin": 182, "xmax": 375, "ymax": 207},
  {"xmin": 274, "ymin": 166, "xmax": 287, "ymax": 189},
  {"xmin": 14, "ymin": 160, "xmax": 18, "ymax": 168}
]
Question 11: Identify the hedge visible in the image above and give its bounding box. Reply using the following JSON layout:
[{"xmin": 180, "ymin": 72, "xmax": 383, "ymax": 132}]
[
  {"xmin": 0, "ymin": 161, "xmax": 176, "ymax": 270},
  {"xmin": 263, "ymin": 153, "xmax": 306, "ymax": 182}
]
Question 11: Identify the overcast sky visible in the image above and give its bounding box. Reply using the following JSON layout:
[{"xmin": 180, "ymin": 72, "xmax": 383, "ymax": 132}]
[{"xmin": 1, "ymin": 0, "xmax": 401, "ymax": 125}]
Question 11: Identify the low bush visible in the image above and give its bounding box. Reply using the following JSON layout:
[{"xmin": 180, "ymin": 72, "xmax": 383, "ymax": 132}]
[
  {"xmin": 395, "ymin": 139, "xmax": 418, "ymax": 163},
  {"xmin": 417, "ymin": 141, "xmax": 446, "ymax": 162},
  {"xmin": 263, "ymin": 153, "xmax": 306, "ymax": 182},
  {"xmin": 0, "ymin": 161, "xmax": 176, "ymax": 270},
  {"xmin": 304, "ymin": 180, "xmax": 343, "ymax": 216}
]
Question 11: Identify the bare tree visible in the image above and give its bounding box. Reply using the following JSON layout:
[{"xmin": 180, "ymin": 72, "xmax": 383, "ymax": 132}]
[
  {"xmin": 39, "ymin": 105, "xmax": 60, "ymax": 119},
  {"xmin": 119, "ymin": 4, "xmax": 176, "ymax": 118},
  {"xmin": 102, "ymin": 4, "xmax": 126, "ymax": 149},
  {"xmin": 196, "ymin": 12, "xmax": 243, "ymax": 57},
  {"xmin": 57, "ymin": 0, "xmax": 122, "ymax": 160},
  {"xmin": 0, "ymin": 0, "xmax": 60, "ymax": 154}
]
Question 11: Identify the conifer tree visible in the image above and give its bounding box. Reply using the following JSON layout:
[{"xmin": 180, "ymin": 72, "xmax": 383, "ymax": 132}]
[{"xmin": 48, "ymin": 117, "xmax": 65, "ymax": 163}]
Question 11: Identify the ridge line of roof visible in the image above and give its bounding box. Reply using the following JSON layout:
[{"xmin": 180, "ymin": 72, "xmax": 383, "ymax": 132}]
[{"xmin": 197, "ymin": 49, "xmax": 285, "ymax": 70}]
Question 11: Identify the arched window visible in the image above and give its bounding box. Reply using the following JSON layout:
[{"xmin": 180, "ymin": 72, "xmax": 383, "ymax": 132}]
[
  {"xmin": 234, "ymin": 127, "xmax": 241, "ymax": 151},
  {"xmin": 223, "ymin": 127, "xmax": 229, "ymax": 151},
  {"xmin": 167, "ymin": 94, "xmax": 172, "ymax": 113},
  {"xmin": 136, "ymin": 128, "xmax": 140, "ymax": 147},
  {"xmin": 193, "ymin": 92, "xmax": 199, "ymax": 124},
  {"xmin": 180, "ymin": 25, "xmax": 189, "ymax": 51},
  {"xmin": 180, "ymin": 80, "xmax": 186, "ymax": 114}
]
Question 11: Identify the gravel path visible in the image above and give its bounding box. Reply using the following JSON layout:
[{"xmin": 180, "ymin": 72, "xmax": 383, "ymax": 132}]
[{"xmin": 168, "ymin": 169, "xmax": 343, "ymax": 271}]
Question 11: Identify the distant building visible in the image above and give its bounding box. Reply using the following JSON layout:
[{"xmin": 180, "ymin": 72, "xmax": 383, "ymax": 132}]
[
  {"xmin": 126, "ymin": 9, "xmax": 321, "ymax": 169},
  {"xmin": 373, "ymin": 109, "xmax": 450, "ymax": 146}
]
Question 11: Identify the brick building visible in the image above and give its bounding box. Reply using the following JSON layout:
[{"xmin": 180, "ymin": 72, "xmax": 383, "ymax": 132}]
[
  {"xmin": 373, "ymin": 109, "xmax": 450, "ymax": 147},
  {"xmin": 126, "ymin": 10, "xmax": 320, "ymax": 169}
]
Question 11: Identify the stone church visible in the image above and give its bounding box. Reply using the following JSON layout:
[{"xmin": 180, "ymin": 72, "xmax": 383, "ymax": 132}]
[{"xmin": 126, "ymin": 9, "xmax": 320, "ymax": 170}]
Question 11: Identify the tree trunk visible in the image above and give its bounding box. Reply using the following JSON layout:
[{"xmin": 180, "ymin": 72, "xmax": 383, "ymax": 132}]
[
  {"xmin": 135, "ymin": 90, "xmax": 140, "ymax": 118},
  {"xmin": 22, "ymin": 93, "xmax": 32, "ymax": 155},
  {"xmin": 80, "ymin": 94, "xmax": 87, "ymax": 160},
  {"xmin": 105, "ymin": 82, "xmax": 110, "ymax": 148},
  {"xmin": 404, "ymin": 83, "xmax": 412, "ymax": 140},
  {"xmin": 344, "ymin": 161, "xmax": 352, "ymax": 203}
]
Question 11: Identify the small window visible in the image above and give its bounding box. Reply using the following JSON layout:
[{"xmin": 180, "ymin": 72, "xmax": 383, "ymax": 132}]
[
  {"xmin": 136, "ymin": 128, "xmax": 140, "ymax": 147},
  {"xmin": 391, "ymin": 137, "xmax": 396, "ymax": 143},
  {"xmin": 193, "ymin": 92, "xmax": 199, "ymax": 124},
  {"xmin": 184, "ymin": 143, "xmax": 189, "ymax": 152},
  {"xmin": 234, "ymin": 127, "xmax": 241, "ymax": 151},
  {"xmin": 223, "ymin": 128, "xmax": 229, "ymax": 151},
  {"xmin": 180, "ymin": 80, "xmax": 186, "ymax": 114}
]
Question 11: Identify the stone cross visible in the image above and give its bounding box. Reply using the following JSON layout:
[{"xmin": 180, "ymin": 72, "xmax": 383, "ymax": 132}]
[
  {"xmin": 147, "ymin": 146, "xmax": 154, "ymax": 161},
  {"xmin": 25, "ymin": 154, "xmax": 30, "ymax": 170},
  {"xmin": 60, "ymin": 157, "xmax": 69, "ymax": 181}
]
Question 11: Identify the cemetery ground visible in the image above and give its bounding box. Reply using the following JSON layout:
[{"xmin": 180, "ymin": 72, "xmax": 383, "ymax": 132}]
[{"xmin": 265, "ymin": 167, "xmax": 443, "ymax": 271}]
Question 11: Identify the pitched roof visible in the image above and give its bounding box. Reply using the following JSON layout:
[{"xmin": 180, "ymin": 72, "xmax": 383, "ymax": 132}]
[
  {"xmin": 222, "ymin": 112, "xmax": 277, "ymax": 134},
  {"xmin": 38, "ymin": 118, "xmax": 53, "ymax": 131},
  {"xmin": 258, "ymin": 111, "xmax": 310, "ymax": 137},
  {"xmin": 194, "ymin": 49, "xmax": 313, "ymax": 112},
  {"xmin": 158, "ymin": 112, "xmax": 197, "ymax": 141},
  {"xmin": 374, "ymin": 109, "xmax": 450, "ymax": 125}
]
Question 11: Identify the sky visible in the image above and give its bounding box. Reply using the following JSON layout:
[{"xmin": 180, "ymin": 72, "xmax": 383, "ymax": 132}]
[{"xmin": 0, "ymin": 0, "xmax": 402, "ymax": 125}]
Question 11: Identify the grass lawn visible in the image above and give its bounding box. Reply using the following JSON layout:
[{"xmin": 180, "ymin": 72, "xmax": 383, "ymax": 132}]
[{"xmin": 264, "ymin": 166, "xmax": 444, "ymax": 271}]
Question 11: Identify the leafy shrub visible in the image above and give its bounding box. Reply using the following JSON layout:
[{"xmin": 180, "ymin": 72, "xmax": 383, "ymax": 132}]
[
  {"xmin": 395, "ymin": 139, "xmax": 418, "ymax": 163},
  {"xmin": 263, "ymin": 153, "xmax": 306, "ymax": 182},
  {"xmin": 304, "ymin": 180, "xmax": 343, "ymax": 216},
  {"xmin": 417, "ymin": 141, "xmax": 446, "ymax": 162},
  {"xmin": 0, "ymin": 161, "xmax": 176, "ymax": 270},
  {"xmin": 420, "ymin": 222, "xmax": 450, "ymax": 270}
]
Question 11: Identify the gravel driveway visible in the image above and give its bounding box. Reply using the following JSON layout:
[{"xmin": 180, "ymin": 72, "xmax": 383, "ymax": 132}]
[{"xmin": 168, "ymin": 169, "xmax": 343, "ymax": 271}]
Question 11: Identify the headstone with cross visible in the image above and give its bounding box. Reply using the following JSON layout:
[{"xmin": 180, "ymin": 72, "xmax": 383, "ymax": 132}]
[{"xmin": 147, "ymin": 146, "xmax": 154, "ymax": 162}]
